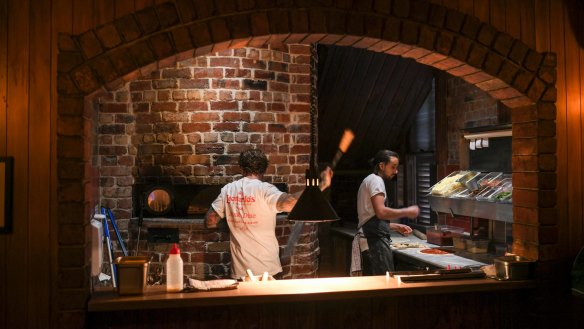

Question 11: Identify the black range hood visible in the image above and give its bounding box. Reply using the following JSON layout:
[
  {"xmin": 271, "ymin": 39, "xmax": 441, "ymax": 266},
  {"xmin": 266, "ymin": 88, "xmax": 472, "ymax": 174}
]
[{"xmin": 288, "ymin": 44, "xmax": 339, "ymax": 223}]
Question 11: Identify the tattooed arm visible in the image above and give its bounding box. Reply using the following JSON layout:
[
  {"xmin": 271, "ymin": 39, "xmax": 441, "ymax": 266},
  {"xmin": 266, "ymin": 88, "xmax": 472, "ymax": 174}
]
[
  {"xmin": 205, "ymin": 207, "xmax": 223, "ymax": 229},
  {"xmin": 276, "ymin": 192, "xmax": 300, "ymax": 212}
]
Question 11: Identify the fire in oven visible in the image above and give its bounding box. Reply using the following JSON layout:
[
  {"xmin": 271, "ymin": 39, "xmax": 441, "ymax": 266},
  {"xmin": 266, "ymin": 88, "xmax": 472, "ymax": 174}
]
[{"xmin": 133, "ymin": 183, "xmax": 288, "ymax": 219}]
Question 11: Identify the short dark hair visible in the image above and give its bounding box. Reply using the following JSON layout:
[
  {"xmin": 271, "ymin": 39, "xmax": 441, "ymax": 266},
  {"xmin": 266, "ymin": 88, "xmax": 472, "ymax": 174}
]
[
  {"xmin": 369, "ymin": 150, "xmax": 399, "ymax": 173},
  {"xmin": 239, "ymin": 149, "xmax": 269, "ymax": 175}
]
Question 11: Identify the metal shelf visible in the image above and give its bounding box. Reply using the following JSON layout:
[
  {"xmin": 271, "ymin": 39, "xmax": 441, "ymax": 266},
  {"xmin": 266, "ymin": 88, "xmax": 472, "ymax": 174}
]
[{"xmin": 428, "ymin": 196, "xmax": 512, "ymax": 223}]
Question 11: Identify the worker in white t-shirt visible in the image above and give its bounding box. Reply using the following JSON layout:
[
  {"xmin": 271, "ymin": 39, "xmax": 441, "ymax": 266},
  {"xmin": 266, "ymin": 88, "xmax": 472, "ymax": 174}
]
[
  {"xmin": 356, "ymin": 150, "xmax": 419, "ymax": 275},
  {"xmin": 205, "ymin": 149, "xmax": 332, "ymax": 279}
]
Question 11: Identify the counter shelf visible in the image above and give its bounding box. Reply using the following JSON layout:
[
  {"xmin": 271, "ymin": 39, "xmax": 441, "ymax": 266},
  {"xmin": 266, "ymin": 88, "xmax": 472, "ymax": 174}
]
[
  {"xmin": 88, "ymin": 275, "xmax": 535, "ymax": 313},
  {"xmin": 428, "ymin": 195, "xmax": 513, "ymax": 223}
]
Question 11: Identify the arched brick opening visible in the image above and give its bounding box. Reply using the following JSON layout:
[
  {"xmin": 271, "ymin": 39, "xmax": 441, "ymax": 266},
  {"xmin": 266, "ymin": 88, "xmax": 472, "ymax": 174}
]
[{"xmin": 55, "ymin": 0, "xmax": 557, "ymax": 319}]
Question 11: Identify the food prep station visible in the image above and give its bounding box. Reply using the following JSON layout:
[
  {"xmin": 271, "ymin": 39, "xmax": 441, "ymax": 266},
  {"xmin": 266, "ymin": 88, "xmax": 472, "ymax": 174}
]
[
  {"xmin": 389, "ymin": 231, "xmax": 490, "ymax": 272},
  {"xmin": 427, "ymin": 170, "xmax": 513, "ymax": 223}
]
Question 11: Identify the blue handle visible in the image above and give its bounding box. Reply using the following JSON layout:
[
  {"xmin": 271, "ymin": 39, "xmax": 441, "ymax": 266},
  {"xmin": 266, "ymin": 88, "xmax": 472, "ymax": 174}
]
[
  {"xmin": 100, "ymin": 207, "xmax": 117, "ymax": 287},
  {"xmin": 107, "ymin": 208, "xmax": 128, "ymax": 256}
]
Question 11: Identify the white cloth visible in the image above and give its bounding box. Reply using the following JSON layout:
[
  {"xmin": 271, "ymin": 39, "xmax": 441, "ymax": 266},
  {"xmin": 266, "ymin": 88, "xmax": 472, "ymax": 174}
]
[
  {"xmin": 211, "ymin": 177, "xmax": 284, "ymax": 279},
  {"xmin": 350, "ymin": 228, "xmax": 369, "ymax": 276},
  {"xmin": 357, "ymin": 173, "xmax": 386, "ymax": 228}
]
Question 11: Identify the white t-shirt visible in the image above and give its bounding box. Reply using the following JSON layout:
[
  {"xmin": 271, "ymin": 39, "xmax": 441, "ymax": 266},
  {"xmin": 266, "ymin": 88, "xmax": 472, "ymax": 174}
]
[
  {"xmin": 357, "ymin": 173, "xmax": 386, "ymax": 228},
  {"xmin": 211, "ymin": 177, "xmax": 284, "ymax": 279}
]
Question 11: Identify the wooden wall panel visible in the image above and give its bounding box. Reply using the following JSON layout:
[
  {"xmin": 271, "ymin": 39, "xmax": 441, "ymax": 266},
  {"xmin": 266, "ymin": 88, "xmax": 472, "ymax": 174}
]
[
  {"xmin": 0, "ymin": 0, "xmax": 6, "ymax": 155},
  {"xmin": 73, "ymin": 0, "xmax": 93, "ymax": 34},
  {"xmin": 474, "ymin": 0, "xmax": 490, "ymax": 22},
  {"xmin": 29, "ymin": 0, "xmax": 52, "ymax": 328},
  {"xmin": 6, "ymin": 0, "xmax": 30, "ymax": 328},
  {"xmin": 490, "ymin": 0, "xmax": 507, "ymax": 31},
  {"xmin": 458, "ymin": 0, "xmax": 474, "ymax": 15},
  {"xmin": 53, "ymin": 0, "xmax": 73, "ymax": 34},
  {"xmin": 0, "ymin": 1, "xmax": 7, "ymax": 328},
  {"xmin": 565, "ymin": 9, "xmax": 582, "ymax": 254},
  {"xmin": 580, "ymin": 7, "xmax": 584, "ymax": 252},
  {"xmin": 550, "ymin": 0, "xmax": 569, "ymax": 256},
  {"xmin": 0, "ymin": 0, "xmax": 582, "ymax": 328},
  {"xmin": 116, "ymin": 0, "xmax": 135, "ymax": 17},
  {"xmin": 564, "ymin": 1, "xmax": 584, "ymax": 250},
  {"xmin": 520, "ymin": 0, "xmax": 536, "ymax": 49},
  {"xmin": 506, "ymin": 1, "xmax": 521, "ymax": 37},
  {"xmin": 96, "ymin": 0, "xmax": 115, "ymax": 26},
  {"xmin": 534, "ymin": 0, "xmax": 551, "ymax": 51},
  {"xmin": 134, "ymin": 0, "xmax": 154, "ymax": 11}
]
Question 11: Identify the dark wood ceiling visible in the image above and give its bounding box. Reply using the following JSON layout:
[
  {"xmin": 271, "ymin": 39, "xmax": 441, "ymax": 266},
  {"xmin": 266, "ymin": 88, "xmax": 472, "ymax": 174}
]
[{"xmin": 317, "ymin": 45, "xmax": 436, "ymax": 170}]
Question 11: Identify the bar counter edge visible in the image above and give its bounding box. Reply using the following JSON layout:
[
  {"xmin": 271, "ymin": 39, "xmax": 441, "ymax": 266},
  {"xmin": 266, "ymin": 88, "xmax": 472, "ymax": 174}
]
[{"xmin": 88, "ymin": 275, "xmax": 535, "ymax": 312}]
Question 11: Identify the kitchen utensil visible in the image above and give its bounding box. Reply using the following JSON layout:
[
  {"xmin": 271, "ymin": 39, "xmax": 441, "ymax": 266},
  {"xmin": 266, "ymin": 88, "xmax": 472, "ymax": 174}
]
[
  {"xmin": 426, "ymin": 225, "xmax": 464, "ymax": 246},
  {"xmin": 397, "ymin": 270, "xmax": 485, "ymax": 282},
  {"xmin": 100, "ymin": 207, "xmax": 117, "ymax": 288},
  {"xmin": 107, "ymin": 208, "xmax": 128, "ymax": 256},
  {"xmin": 413, "ymin": 229, "xmax": 427, "ymax": 240},
  {"xmin": 330, "ymin": 129, "xmax": 355, "ymax": 168},
  {"xmin": 494, "ymin": 255, "xmax": 534, "ymax": 280}
]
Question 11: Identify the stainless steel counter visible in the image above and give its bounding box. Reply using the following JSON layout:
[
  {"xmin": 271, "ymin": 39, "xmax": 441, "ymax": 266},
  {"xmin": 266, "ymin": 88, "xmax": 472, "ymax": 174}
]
[{"xmin": 390, "ymin": 233, "xmax": 489, "ymax": 269}]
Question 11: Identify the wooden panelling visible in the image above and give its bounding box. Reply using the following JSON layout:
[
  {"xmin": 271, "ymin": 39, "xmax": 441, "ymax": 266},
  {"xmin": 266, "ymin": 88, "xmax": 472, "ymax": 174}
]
[
  {"xmin": 73, "ymin": 0, "xmax": 93, "ymax": 34},
  {"xmin": 490, "ymin": 0, "xmax": 507, "ymax": 31},
  {"xmin": 86, "ymin": 289, "xmax": 536, "ymax": 329},
  {"xmin": 0, "ymin": 0, "xmax": 6, "ymax": 155},
  {"xmin": 0, "ymin": 1, "xmax": 583, "ymax": 328},
  {"xmin": 565, "ymin": 0, "xmax": 583, "ymax": 254},
  {"xmin": 506, "ymin": 1, "xmax": 521, "ymax": 37},
  {"xmin": 0, "ymin": 2, "xmax": 7, "ymax": 328},
  {"xmin": 6, "ymin": 0, "xmax": 30, "ymax": 328},
  {"xmin": 550, "ymin": 0, "xmax": 569, "ymax": 256},
  {"xmin": 116, "ymin": 0, "xmax": 135, "ymax": 17},
  {"xmin": 534, "ymin": 0, "xmax": 551, "ymax": 51},
  {"xmin": 95, "ymin": 0, "xmax": 115, "ymax": 26},
  {"xmin": 520, "ymin": 0, "xmax": 536, "ymax": 49},
  {"xmin": 29, "ymin": 0, "xmax": 52, "ymax": 327},
  {"xmin": 474, "ymin": 0, "xmax": 491, "ymax": 22},
  {"xmin": 53, "ymin": 0, "xmax": 73, "ymax": 34},
  {"xmin": 134, "ymin": 0, "xmax": 154, "ymax": 11},
  {"xmin": 456, "ymin": 0, "xmax": 474, "ymax": 15},
  {"xmin": 580, "ymin": 5, "xmax": 584, "ymax": 252}
]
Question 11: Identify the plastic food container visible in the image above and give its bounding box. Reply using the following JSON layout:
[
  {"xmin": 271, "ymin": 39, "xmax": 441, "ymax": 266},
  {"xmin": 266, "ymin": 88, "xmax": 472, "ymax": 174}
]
[
  {"xmin": 426, "ymin": 225, "xmax": 464, "ymax": 246},
  {"xmin": 429, "ymin": 171, "xmax": 470, "ymax": 197},
  {"xmin": 494, "ymin": 255, "xmax": 535, "ymax": 280},
  {"xmin": 493, "ymin": 178, "xmax": 513, "ymax": 202},
  {"xmin": 475, "ymin": 180, "xmax": 504, "ymax": 201},
  {"xmin": 114, "ymin": 256, "xmax": 150, "ymax": 295},
  {"xmin": 465, "ymin": 239, "xmax": 489, "ymax": 253},
  {"xmin": 458, "ymin": 171, "xmax": 482, "ymax": 191},
  {"xmin": 452, "ymin": 232, "xmax": 470, "ymax": 250},
  {"xmin": 477, "ymin": 172, "xmax": 503, "ymax": 187}
]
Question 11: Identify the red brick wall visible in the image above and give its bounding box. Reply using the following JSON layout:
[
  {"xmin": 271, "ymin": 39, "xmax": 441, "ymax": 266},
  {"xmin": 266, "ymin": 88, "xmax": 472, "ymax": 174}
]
[
  {"xmin": 437, "ymin": 76, "xmax": 504, "ymax": 232},
  {"xmin": 444, "ymin": 76, "xmax": 500, "ymax": 168},
  {"xmin": 91, "ymin": 45, "xmax": 320, "ymax": 280}
]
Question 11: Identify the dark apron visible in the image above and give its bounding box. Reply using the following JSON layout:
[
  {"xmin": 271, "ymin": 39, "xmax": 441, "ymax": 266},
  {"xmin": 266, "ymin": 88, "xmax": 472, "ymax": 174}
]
[{"xmin": 361, "ymin": 216, "xmax": 394, "ymax": 275}]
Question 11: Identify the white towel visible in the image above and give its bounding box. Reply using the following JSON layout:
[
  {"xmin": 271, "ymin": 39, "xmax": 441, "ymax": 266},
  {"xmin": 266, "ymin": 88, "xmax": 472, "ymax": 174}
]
[{"xmin": 350, "ymin": 229, "xmax": 368, "ymax": 276}]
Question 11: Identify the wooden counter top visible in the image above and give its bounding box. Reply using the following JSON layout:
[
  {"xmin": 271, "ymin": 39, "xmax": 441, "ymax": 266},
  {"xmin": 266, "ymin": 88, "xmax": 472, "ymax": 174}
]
[{"xmin": 88, "ymin": 275, "xmax": 535, "ymax": 312}]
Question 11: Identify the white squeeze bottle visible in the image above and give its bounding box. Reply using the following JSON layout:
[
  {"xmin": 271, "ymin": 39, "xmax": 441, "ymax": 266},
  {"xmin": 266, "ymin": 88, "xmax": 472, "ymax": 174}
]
[{"xmin": 166, "ymin": 243, "xmax": 184, "ymax": 292}]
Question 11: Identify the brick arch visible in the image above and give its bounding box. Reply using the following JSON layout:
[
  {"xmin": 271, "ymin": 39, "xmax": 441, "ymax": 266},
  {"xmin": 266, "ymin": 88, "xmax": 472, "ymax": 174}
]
[
  {"xmin": 59, "ymin": 2, "xmax": 555, "ymax": 104},
  {"xmin": 56, "ymin": 0, "xmax": 556, "ymax": 286}
]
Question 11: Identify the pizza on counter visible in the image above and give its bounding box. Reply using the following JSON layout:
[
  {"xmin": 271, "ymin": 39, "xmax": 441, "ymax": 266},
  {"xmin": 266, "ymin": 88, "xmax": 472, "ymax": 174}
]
[{"xmin": 419, "ymin": 248, "xmax": 454, "ymax": 255}]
